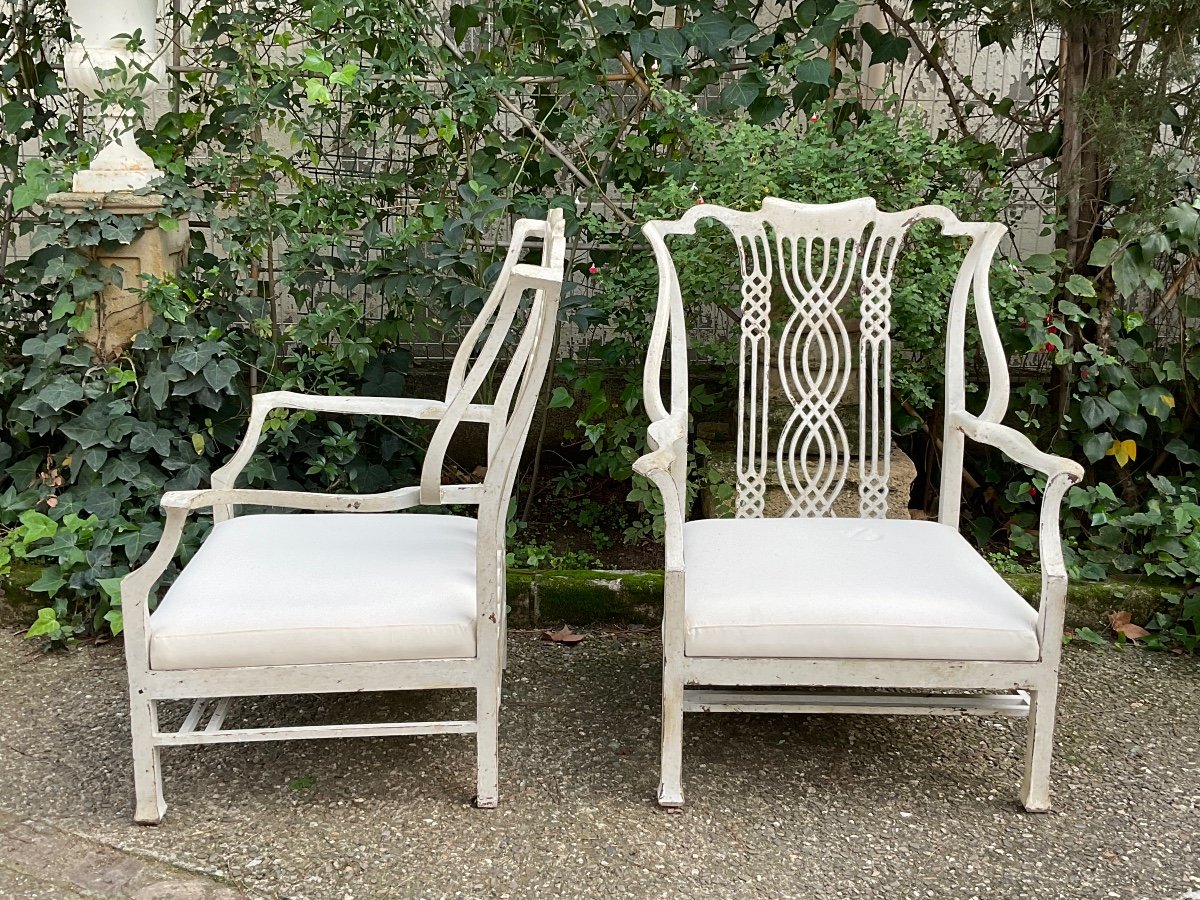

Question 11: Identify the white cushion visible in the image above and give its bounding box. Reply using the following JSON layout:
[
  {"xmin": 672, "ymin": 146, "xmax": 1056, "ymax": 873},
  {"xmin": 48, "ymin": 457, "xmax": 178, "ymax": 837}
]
[
  {"xmin": 683, "ymin": 518, "xmax": 1039, "ymax": 661},
  {"xmin": 150, "ymin": 513, "xmax": 478, "ymax": 670}
]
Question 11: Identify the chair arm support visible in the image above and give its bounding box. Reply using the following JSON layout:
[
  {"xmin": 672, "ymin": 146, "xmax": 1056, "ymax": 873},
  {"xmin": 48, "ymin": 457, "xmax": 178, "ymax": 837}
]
[
  {"xmin": 120, "ymin": 504, "xmax": 189, "ymax": 672},
  {"xmin": 158, "ymin": 485, "xmax": 487, "ymax": 514},
  {"xmin": 950, "ymin": 411, "xmax": 1083, "ymax": 481},
  {"xmin": 248, "ymin": 390, "xmax": 494, "ymax": 423},
  {"xmin": 634, "ymin": 417, "xmax": 687, "ymax": 572},
  {"xmin": 950, "ymin": 410, "xmax": 1083, "ymax": 651}
]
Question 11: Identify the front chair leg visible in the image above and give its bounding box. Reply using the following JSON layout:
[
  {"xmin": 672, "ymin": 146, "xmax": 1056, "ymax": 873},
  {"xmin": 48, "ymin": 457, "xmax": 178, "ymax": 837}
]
[
  {"xmin": 1019, "ymin": 684, "xmax": 1058, "ymax": 812},
  {"xmin": 474, "ymin": 680, "xmax": 500, "ymax": 808},
  {"xmin": 130, "ymin": 694, "xmax": 167, "ymax": 824},
  {"xmin": 658, "ymin": 677, "xmax": 685, "ymax": 807}
]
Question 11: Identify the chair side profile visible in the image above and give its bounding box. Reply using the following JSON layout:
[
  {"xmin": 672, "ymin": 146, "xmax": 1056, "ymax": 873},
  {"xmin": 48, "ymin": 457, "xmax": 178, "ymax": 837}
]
[
  {"xmin": 121, "ymin": 209, "xmax": 567, "ymax": 823},
  {"xmin": 634, "ymin": 197, "xmax": 1083, "ymax": 810}
]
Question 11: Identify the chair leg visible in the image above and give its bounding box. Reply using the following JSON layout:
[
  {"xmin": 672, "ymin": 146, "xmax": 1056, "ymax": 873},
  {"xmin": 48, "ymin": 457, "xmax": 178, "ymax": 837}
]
[
  {"xmin": 1019, "ymin": 685, "xmax": 1058, "ymax": 813},
  {"xmin": 130, "ymin": 695, "xmax": 166, "ymax": 825},
  {"xmin": 474, "ymin": 681, "xmax": 500, "ymax": 808},
  {"xmin": 658, "ymin": 677, "xmax": 684, "ymax": 807}
]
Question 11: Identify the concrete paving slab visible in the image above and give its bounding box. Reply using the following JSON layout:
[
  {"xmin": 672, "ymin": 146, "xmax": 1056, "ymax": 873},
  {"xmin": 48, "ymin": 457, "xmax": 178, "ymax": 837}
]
[{"xmin": 0, "ymin": 629, "xmax": 1196, "ymax": 899}]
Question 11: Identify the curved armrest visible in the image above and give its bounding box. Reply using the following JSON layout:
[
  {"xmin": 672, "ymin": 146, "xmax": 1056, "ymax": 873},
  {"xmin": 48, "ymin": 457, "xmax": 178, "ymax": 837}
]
[
  {"xmin": 209, "ymin": 391, "xmax": 494, "ymax": 514},
  {"xmin": 634, "ymin": 416, "xmax": 687, "ymax": 572},
  {"xmin": 950, "ymin": 412, "xmax": 1083, "ymax": 481},
  {"xmin": 950, "ymin": 410, "xmax": 1083, "ymax": 650}
]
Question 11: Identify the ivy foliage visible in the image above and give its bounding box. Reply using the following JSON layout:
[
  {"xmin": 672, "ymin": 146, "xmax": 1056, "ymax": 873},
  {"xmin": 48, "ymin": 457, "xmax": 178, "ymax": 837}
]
[{"xmin": 1, "ymin": 0, "xmax": 1199, "ymax": 650}]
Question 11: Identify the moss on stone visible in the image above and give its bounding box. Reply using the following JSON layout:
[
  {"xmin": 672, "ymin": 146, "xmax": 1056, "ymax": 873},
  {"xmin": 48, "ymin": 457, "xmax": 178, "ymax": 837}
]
[
  {"xmin": 504, "ymin": 567, "xmax": 1169, "ymax": 631},
  {"xmin": 0, "ymin": 561, "xmax": 44, "ymax": 627}
]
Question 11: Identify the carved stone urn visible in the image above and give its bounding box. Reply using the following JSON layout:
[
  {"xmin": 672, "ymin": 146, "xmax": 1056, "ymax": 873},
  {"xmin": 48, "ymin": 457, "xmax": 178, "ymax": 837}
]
[{"xmin": 63, "ymin": 0, "xmax": 165, "ymax": 192}]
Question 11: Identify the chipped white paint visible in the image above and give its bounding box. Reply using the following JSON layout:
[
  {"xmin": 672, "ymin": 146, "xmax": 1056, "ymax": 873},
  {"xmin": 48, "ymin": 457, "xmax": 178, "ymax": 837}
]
[
  {"xmin": 122, "ymin": 211, "xmax": 566, "ymax": 823},
  {"xmin": 635, "ymin": 197, "xmax": 1083, "ymax": 811}
]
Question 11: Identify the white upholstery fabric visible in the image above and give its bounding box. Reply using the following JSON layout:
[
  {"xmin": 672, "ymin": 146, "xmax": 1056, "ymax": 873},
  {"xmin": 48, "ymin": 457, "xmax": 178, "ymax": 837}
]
[
  {"xmin": 150, "ymin": 513, "xmax": 478, "ymax": 670},
  {"xmin": 683, "ymin": 518, "xmax": 1039, "ymax": 661}
]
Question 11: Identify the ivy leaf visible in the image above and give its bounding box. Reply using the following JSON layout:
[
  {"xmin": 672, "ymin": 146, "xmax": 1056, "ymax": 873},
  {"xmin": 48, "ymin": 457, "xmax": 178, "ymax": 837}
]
[
  {"xmin": 202, "ymin": 356, "xmax": 240, "ymax": 392},
  {"xmin": 25, "ymin": 607, "xmax": 62, "ymax": 638},
  {"xmin": 19, "ymin": 510, "xmax": 59, "ymax": 543},
  {"xmin": 1080, "ymin": 396, "xmax": 1118, "ymax": 429},
  {"xmin": 1088, "ymin": 237, "xmax": 1120, "ymax": 268},
  {"xmin": 720, "ymin": 75, "xmax": 761, "ymax": 109},
  {"xmin": 60, "ymin": 417, "xmax": 109, "ymax": 449},
  {"xmin": 1082, "ymin": 431, "xmax": 1113, "ymax": 463},
  {"xmin": 792, "ymin": 58, "xmax": 831, "ymax": 86},
  {"xmin": 1111, "ymin": 248, "xmax": 1143, "ymax": 298},
  {"xmin": 861, "ymin": 22, "xmax": 909, "ymax": 65},
  {"xmin": 548, "ymin": 387, "xmax": 574, "ymax": 409},
  {"xmin": 103, "ymin": 609, "xmax": 124, "ymax": 636},
  {"xmin": 39, "ymin": 378, "xmax": 86, "ymax": 411},
  {"xmin": 1064, "ymin": 274, "xmax": 1097, "ymax": 298},
  {"xmin": 28, "ymin": 569, "xmax": 66, "ymax": 597},
  {"xmin": 684, "ymin": 14, "xmax": 733, "ymax": 57}
]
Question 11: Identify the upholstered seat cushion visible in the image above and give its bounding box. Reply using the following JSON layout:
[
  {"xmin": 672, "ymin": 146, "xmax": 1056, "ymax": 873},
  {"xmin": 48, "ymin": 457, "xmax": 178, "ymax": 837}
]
[
  {"xmin": 149, "ymin": 513, "xmax": 478, "ymax": 670},
  {"xmin": 683, "ymin": 518, "xmax": 1039, "ymax": 661}
]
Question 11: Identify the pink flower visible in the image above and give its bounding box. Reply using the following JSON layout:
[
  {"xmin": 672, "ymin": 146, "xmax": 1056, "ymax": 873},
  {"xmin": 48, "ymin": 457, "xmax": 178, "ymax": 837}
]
[
  {"xmin": 696, "ymin": 196, "xmax": 705, "ymax": 205},
  {"xmin": 588, "ymin": 264, "xmax": 598, "ymax": 275},
  {"xmin": 810, "ymin": 114, "xmax": 819, "ymax": 122}
]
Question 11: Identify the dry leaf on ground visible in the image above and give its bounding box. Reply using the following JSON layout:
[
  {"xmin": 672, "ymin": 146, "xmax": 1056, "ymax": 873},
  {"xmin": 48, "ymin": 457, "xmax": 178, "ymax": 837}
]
[{"xmin": 541, "ymin": 626, "xmax": 585, "ymax": 645}]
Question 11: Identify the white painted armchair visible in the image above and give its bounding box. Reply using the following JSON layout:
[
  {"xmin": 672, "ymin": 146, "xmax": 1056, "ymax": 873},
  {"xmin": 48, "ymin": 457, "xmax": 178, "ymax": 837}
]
[
  {"xmin": 635, "ymin": 198, "xmax": 1083, "ymax": 810},
  {"xmin": 121, "ymin": 210, "xmax": 566, "ymax": 823}
]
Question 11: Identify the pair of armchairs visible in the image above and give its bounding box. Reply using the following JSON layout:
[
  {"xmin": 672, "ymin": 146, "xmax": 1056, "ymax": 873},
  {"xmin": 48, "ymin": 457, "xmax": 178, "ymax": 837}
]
[{"xmin": 122, "ymin": 199, "xmax": 1081, "ymax": 824}]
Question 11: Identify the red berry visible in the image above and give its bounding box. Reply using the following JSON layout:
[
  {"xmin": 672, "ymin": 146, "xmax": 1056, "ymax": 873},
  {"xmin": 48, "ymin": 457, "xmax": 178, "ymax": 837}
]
[
  {"xmin": 1081, "ymin": 369, "xmax": 1089, "ymax": 378},
  {"xmin": 1044, "ymin": 342, "xmax": 1055, "ymax": 352},
  {"xmin": 1047, "ymin": 325, "xmax": 1059, "ymax": 335},
  {"xmin": 1028, "ymin": 486, "xmax": 1038, "ymax": 496},
  {"xmin": 1018, "ymin": 321, "xmax": 1027, "ymax": 329},
  {"xmin": 1044, "ymin": 315, "xmax": 1053, "ymax": 324}
]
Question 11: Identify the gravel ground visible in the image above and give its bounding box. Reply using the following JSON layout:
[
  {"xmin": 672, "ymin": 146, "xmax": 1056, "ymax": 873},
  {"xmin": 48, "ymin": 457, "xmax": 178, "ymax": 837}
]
[{"xmin": 0, "ymin": 629, "xmax": 1196, "ymax": 900}]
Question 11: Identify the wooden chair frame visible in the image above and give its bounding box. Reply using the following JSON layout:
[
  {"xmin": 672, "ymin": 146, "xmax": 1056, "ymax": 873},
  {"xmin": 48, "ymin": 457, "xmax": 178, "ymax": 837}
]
[
  {"xmin": 633, "ymin": 198, "xmax": 1083, "ymax": 810},
  {"xmin": 122, "ymin": 210, "xmax": 566, "ymax": 823}
]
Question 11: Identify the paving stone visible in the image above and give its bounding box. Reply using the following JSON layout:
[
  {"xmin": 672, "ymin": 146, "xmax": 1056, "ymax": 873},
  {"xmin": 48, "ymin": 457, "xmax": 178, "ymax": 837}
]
[{"xmin": 0, "ymin": 630, "xmax": 1196, "ymax": 899}]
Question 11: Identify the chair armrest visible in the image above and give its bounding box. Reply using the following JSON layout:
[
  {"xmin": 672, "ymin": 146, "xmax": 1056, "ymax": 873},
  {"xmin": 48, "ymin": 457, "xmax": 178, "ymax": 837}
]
[
  {"xmin": 950, "ymin": 410, "xmax": 1083, "ymax": 650},
  {"xmin": 159, "ymin": 483, "xmax": 485, "ymax": 513},
  {"xmin": 248, "ymin": 391, "xmax": 494, "ymax": 423},
  {"xmin": 949, "ymin": 411, "xmax": 1083, "ymax": 481},
  {"xmin": 634, "ymin": 416, "xmax": 687, "ymax": 571},
  {"xmin": 209, "ymin": 391, "xmax": 493, "ymax": 503}
]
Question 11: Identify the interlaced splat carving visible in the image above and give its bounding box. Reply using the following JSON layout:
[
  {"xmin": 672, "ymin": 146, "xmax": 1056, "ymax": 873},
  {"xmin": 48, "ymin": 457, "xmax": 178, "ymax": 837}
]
[
  {"xmin": 774, "ymin": 232, "xmax": 859, "ymax": 517},
  {"xmin": 857, "ymin": 229, "xmax": 904, "ymax": 518},
  {"xmin": 733, "ymin": 231, "xmax": 773, "ymax": 518}
]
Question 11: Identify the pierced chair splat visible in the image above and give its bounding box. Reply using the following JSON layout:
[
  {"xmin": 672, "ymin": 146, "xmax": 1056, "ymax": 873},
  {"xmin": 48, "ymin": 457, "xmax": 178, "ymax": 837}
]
[
  {"xmin": 634, "ymin": 197, "xmax": 1083, "ymax": 810},
  {"xmin": 121, "ymin": 209, "xmax": 567, "ymax": 823}
]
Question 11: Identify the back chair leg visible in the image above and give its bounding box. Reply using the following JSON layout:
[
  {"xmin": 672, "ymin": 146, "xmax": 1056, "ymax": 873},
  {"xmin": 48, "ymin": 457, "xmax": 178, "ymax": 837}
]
[
  {"xmin": 658, "ymin": 677, "xmax": 685, "ymax": 807},
  {"xmin": 130, "ymin": 695, "xmax": 167, "ymax": 825},
  {"xmin": 1019, "ymin": 684, "xmax": 1058, "ymax": 812},
  {"xmin": 474, "ymin": 681, "xmax": 500, "ymax": 808}
]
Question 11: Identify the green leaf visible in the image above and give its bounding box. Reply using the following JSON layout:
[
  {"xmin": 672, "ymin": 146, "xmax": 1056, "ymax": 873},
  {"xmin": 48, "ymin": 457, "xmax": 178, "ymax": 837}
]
[
  {"xmin": 548, "ymin": 387, "xmax": 574, "ymax": 409},
  {"xmin": 1112, "ymin": 249, "xmax": 1143, "ymax": 299},
  {"xmin": 1082, "ymin": 431, "xmax": 1113, "ymax": 463},
  {"xmin": 861, "ymin": 22, "xmax": 909, "ymax": 65},
  {"xmin": 1080, "ymin": 396, "xmax": 1117, "ymax": 429},
  {"xmin": 203, "ymin": 356, "xmax": 240, "ymax": 392},
  {"xmin": 792, "ymin": 58, "xmax": 831, "ymax": 86},
  {"xmin": 98, "ymin": 576, "xmax": 124, "ymax": 604},
  {"xmin": 28, "ymin": 569, "xmax": 66, "ymax": 597},
  {"xmin": 1064, "ymin": 274, "xmax": 1096, "ymax": 298},
  {"xmin": 25, "ymin": 608, "xmax": 61, "ymax": 639},
  {"xmin": 720, "ymin": 75, "xmax": 761, "ymax": 109},
  {"xmin": 19, "ymin": 510, "xmax": 59, "ymax": 543},
  {"xmin": 104, "ymin": 609, "xmax": 124, "ymax": 636}
]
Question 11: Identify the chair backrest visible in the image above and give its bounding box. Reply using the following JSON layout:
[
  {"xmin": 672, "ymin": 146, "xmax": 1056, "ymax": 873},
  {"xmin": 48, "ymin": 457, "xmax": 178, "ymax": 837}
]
[
  {"xmin": 643, "ymin": 197, "xmax": 1008, "ymax": 520},
  {"xmin": 420, "ymin": 208, "xmax": 567, "ymax": 511}
]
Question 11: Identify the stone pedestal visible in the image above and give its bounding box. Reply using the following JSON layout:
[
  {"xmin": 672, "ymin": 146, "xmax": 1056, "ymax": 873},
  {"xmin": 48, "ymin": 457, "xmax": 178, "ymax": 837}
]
[{"xmin": 46, "ymin": 192, "xmax": 188, "ymax": 359}]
